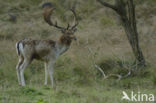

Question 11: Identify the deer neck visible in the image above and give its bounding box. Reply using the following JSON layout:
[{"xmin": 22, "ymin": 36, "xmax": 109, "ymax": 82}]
[{"xmin": 56, "ymin": 35, "xmax": 72, "ymax": 56}]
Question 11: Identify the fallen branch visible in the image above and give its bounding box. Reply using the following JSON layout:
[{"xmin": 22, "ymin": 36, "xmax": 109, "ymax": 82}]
[
  {"xmin": 87, "ymin": 47, "xmax": 124, "ymax": 80},
  {"xmin": 105, "ymin": 74, "xmax": 122, "ymax": 81},
  {"xmin": 94, "ymin": 64, "xmax": 106, "ymax": 79}
]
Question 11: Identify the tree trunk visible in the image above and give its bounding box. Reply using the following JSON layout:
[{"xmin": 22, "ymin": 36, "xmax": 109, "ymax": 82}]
[
  {"xmin": 120, "ymin": 17, "xmax": 145, "ymax": 66},
  {"xmin": 97, "ymin": 0, "xmax": 146, "ymax": 66}
]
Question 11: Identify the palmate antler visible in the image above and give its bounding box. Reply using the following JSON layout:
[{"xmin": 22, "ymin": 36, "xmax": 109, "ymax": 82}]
[
  {"xmin": 43, "ymin": 5, "xmax": 65, "ymax": 30},
  {"xmin": 43, "ymin": 5, "xmax": 78, "ymax": 31}
]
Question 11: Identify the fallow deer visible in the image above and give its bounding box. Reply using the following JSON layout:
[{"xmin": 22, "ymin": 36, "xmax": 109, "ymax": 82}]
[{"xmin": 16, "ymin": 6, "xmax": 79, "ymax": 86}]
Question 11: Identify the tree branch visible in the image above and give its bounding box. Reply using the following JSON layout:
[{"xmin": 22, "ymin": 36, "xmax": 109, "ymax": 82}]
[{"xmin": 97, "ymin": 0, "xmax": 118, "ymax": 11}]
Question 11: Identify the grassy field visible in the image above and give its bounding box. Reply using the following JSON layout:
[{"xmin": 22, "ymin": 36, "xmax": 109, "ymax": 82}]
[{"xmin": 0, "ymin": 0, "xmax": 156, "ymax": 103}]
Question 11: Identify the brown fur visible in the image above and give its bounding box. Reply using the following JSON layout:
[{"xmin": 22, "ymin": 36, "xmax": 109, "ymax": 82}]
[
  {"xmin": 59, "ymin": 35, "xmax": 72, "ymax": 46},
  {"xmin": 16, "ymin": 35, "xmax": 75, "ymax": 86}
]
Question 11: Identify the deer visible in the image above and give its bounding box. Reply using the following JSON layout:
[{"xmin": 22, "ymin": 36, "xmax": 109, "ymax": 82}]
[{"xmin": 15, "ymin": 5, "xmax": 79, "ymax": 87}]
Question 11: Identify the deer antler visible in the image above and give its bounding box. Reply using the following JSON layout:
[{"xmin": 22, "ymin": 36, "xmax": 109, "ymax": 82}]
[
  {"xmin": 70, "ymin": 9, "xmax": 79, "ymax": 30},
  {"xmin": 43, "ymin": 4, "xmax": 78, "ymax": 31},
  {"xmin": 43, "ymin": 5, "xmax": 65, "ymax": 30}
]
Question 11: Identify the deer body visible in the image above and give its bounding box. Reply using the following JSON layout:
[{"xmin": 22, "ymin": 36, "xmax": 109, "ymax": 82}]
[
  {"xmin": 16, "ymin": 35, "xmax": 72, "ymax": 86},
  {"xmin": 17, "ymin": 38, "xmax": 70, "ymax": 62},
  {"xmin": 16, "ymin": 5, "xmax": 78, "ymax": 86}
]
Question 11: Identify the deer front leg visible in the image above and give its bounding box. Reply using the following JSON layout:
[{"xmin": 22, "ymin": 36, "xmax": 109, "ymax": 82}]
[
  {"xmin": 44, "ymin": 62, "xmax": 48, "ymax": 85},
  {"xmin": 47, "ymin": 62, "xmax": 54, "ymax": 87}
]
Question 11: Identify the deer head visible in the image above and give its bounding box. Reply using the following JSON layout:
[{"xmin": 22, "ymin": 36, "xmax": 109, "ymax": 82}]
[{"xmin": 43, "ymin": 6, "xmax": 79, "ymax": 41}]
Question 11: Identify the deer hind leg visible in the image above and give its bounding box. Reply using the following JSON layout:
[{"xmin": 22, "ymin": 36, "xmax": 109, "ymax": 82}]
[
  {"xmin": 47, "ymin": 62, "xmax": 54, "ymax": 87},
  {"xmin": 19, "ymin": 58, "xmax": 31, "ymax": 86},
  {"xmin": 44, "ymin": 62, "xmax": 48, "ymax": 85},
  {"xmin": 16, "ymin": 56, "xmax": 24, "ymax": 85}
]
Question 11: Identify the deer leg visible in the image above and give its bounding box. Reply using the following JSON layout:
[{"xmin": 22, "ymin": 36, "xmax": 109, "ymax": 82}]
[
  {"xmin": 48, "ymin": 62, "xmax": 54, "ymax": 87},
  {"xmin": 16, "ymin": 56, "xmax": 24, "ymax": 85},
  {"xmin": 44, "ymin": 62, "xmax": 48, "ymax": 85},
  {"xmin": 19, "ymin": 59, "xmax": 30, "ymax": 86}
]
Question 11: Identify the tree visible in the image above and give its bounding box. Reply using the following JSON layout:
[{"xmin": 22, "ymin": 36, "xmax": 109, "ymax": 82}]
[{"xmin": 97, "ymin": 0, "xmax": 146, "ymax": 66}]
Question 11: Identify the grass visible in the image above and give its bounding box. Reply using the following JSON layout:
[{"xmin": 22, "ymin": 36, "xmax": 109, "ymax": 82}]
[
  {"xmin": 0, "ymin": 79, "xmax": 156, "ymax": 103},
  {"xmin": 100, "ymin": 17, "xmax": 115, "ymax": 26},
  {"xmin": 0, "ymin": 0, "xmax": 156, "ymax": 103},
  {"xmin": 0, "ymin": 49, "xmax": 155, "ymax": 103}
]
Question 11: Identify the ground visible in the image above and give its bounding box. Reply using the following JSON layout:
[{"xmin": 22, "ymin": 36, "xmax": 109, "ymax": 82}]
[{"xmin": 0, "ymin": 0, "xmax": 156, "ymax": 103}]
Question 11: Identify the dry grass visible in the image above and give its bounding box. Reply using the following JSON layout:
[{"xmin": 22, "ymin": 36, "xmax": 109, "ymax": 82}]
[{"xmin": 0, "ymin": 0, "xmax": 156, "ymax": 103}]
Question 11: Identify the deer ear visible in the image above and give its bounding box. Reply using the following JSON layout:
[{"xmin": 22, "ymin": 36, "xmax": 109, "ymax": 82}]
[
  {"xmin": 73, "ymin": 28, "xmax": 77, "ymax": 32},
  {"xmin": 61, "ymin": 29, "xmax": 65, "ymax": 33}
]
